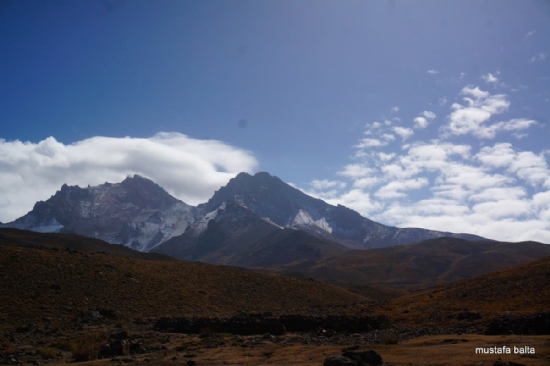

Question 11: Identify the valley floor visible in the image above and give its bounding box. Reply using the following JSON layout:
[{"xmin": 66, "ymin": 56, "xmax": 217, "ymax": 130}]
[{"xmin": 2, "ymin": 321, "xmax": 549, "ymax": 366}]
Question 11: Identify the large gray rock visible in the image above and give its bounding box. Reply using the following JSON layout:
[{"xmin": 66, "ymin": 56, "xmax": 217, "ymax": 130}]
[
  {"xmin": 323, "ymin": 355, "xmax": 357, "ymax": 366},
  {"xmin": 342, "ymin": 350, "xmax": 383, "ymax": 366}
]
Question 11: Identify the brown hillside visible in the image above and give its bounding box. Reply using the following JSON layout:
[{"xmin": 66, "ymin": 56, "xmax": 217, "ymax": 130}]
[
  {"xmin": 0, "ymin": 228, "xmax": 173, "ymax": 261},
  {"xmin": 384, "ymin": 254, "xmax": 550, "ymax": 326},
  {"xmin": 0, "ymin": 243, "xmax": 369, "ymax": 332},
  {"xmin": 265, "ymin": 237, "xmax": 550, "ymax": 291}
]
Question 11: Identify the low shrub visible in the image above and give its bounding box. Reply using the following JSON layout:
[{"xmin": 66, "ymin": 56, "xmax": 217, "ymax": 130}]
[
  {"xmin": 380, "ymin": 330, "xmax": 399, "ymax": 345},
  {"xmin": 71, "ymin": 334, "xmax": 102, "ymax": 362},
  {"xmin": 38, "ymin": 347, "xmax": 57, "ymax": 360}
]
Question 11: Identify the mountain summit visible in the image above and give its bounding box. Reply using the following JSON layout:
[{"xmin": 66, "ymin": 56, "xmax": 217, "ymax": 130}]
[
  {"xmin": 195, "ymin": 172, "xmax": 485, "ymax": 250},
  {"xmin": 0, "ymin": 175, "xmax": 195, "ymax": 251}
]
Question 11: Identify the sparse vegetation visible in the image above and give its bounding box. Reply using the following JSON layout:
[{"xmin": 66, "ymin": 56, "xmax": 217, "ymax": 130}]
[
  {"xmin": 37, "ymin": 347, "xmax": 57, "ymax": 360},
  {"xmin": 1, "ymin": 229, "xmax": 549, "ymax": 365},
  {"xmin": 0, "ymin": 238, "xmax": 368, "ymax": 332},
  {"xmin": 380, "ymin": 330, "xmax": 399, "ymax": 345},
  {"xmin": 71, "ymin": 334, "xmax": 103, "ymax": 362},
  {"xmin": 51, "ymin": 339, "xmax": 73, "ymax": 352}
]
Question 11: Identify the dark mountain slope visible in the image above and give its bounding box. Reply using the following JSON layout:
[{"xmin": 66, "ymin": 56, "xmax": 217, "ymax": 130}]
[
  {"xmin": 154, "ymin": 200, "xmax": 348, "ymax": 267},
  {"xmin": 256, "ymin": 237, "xmax": 550, "ymax": 291}
]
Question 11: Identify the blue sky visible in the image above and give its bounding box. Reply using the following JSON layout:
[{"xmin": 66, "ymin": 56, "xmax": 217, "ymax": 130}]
[{"xmin": 1, "ymin": 1, "xmax": 549, "ymax": 242}]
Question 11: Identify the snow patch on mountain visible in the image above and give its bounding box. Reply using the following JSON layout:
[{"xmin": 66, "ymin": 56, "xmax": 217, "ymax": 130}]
[
  {"xmin": 193, "ymin": 202, "xmax": 226, "ymax": 236},
  {"xmin": 291, "ymin": 209, "xmax": 333, "ymax": 233},
  {"xmin": 30, "ymin": 217, "xmax": 64, "ymax": 233},
  {"xmin": 261, "ymin": 217, "xmax": 284, "ymax": 229}
]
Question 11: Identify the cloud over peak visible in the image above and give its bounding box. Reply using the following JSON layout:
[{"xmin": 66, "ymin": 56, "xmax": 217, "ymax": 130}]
[{"xmin": 0, "ymin": 133, "xmax": 258, "ymax": 222}]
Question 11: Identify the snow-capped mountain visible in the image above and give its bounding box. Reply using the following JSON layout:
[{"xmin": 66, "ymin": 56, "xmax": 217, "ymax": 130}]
[
  {"xmin": 0, "ymin": 175, "xmax": 195, "ymax": 251},
  {"xmin": 2, "ymin": 171, "xmax": 486, "ymax": 257},
  {"xmin": 190, "ymin": 172, "xmax": 485, "ymax": 250},
  {"xmin": 153, "ymin": 199, "xmax": 348, "ymax": 267}
]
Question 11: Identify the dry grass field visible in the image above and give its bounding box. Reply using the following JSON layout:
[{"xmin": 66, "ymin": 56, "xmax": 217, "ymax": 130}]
[
  {"xmin": 380, "ymin": 255, "xmax": 550, "ymax": 327},
  {"xmin": 262, "ymin": 238, "xmax": 550, "ymax": 292},
  {"xmin": 9, "ymin": 328, "xmax": 549, "ymax": 366},
  {"xmin": 0, "ymin": 244, "xmax": 370, "ymax": 332},
  {"xmin": 1, "ymin": 229, "xmax": 549, "ymax": 365}
]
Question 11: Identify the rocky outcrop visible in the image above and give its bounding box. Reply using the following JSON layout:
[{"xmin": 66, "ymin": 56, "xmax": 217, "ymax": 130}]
[
  {"xmin": 323, "ymin": 350, "xmax": 383, "ymax": 366},
  {"xmin": 485, "ymin": 312, "xmax": 550, "ymax": 335},
  {"xmin": 153, "ymin": 313, "xmax": 388, "ymax": 335}
]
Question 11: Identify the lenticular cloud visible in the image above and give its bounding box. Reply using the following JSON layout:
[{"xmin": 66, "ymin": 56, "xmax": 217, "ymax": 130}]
[{"xmin": 0, "ymin": 133, "xmax": 258, "ymax": 222}]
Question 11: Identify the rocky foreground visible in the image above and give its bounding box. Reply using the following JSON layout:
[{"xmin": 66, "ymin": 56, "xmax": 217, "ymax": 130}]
[{"xmin": 2, "ymin": 312, "xmax": 549, "ymax": 365}]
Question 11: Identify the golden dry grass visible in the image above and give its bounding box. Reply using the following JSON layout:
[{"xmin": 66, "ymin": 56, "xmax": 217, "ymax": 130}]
[
  {"xmin": 0, "ymin": 243, "xmax": 370, "ymax": 332},
  {"xmin": 382, "ymin": 255, "xmax": 550, "ymax": 327},
  {"xmin": 40, "ymin": 333, "xmax": 550, "ymax": 366}
]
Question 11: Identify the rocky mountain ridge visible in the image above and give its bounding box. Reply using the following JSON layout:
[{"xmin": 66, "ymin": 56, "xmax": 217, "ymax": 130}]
[
  {"xmin": 2, "ymin": 172, "xmax": 486, "ymax": 255},
  {"xmin": 0, "ymin": 175, "xmax": 195, "ymax": 252}
]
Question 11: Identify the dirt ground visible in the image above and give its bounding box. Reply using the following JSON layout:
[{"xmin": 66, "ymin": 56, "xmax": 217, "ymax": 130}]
[{"xmin": 34, "ymin": 332, "xmax": 549, "ymax": 366}]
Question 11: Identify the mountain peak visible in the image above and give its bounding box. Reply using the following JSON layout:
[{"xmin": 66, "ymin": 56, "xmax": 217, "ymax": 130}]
[
  {"xmin": 2, "ymin": 175, "xmax": 195, "ymax": 252},
  {"xmin": 121, "ymin": 174, "xmax": 154, "ymax": 186},
  {"xmin": 123, "ymin": 173, "xmax": 147, "ymax": 181},
  {"xmin": 233, "ymin": 171, "xmax": 281, "ymax": 183},
  {"xmin": 202, "ymin": 171, "xmax": 329, "ymax": 229}
]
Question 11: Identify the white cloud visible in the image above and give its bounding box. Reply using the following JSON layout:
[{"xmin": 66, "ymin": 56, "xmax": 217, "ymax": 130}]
[
  {"xmin": 310, "ymin": 179, "xmax": 346, "ymax": 190},
  {"xmin": 468, "ymin": 186, "xmax": 526, "ymax": 203},
  {"xmin": 325, "ymin": 189, "xmax": 382, "ymax": 216},
  {"xmin": 472, "ymin": 199, "xmax": 531, "ymax": 219},
  {"xmin": 381, "ymin": 133, "xmax": 395, "ymax": 142},
  {"xmin": 371, "ymin": 121, "xmax": 382, "ymax": 129},
  {"xmin": 462, "ymin": 86, "xmax": 491, "ymax": 100},
  {"xmin": 378, "ymin": 152, "xmax": 396, "ymax": 162},
  {"xmin": 354, "ymin": 138, "xmax": 387, "ymax": 148},
  {"xmin": 413, "ymin": 117, "xmax": 428, "ymax": 129},
  {"xmin": 427, "ymin": 69, "xmax": 439, "ymax": 74},
  {"xmin": 391, "ymin": 106, "xmax": 400, "ymax": 112},
  {"xmin": 476, "ymin": 143, "xmax": 516, "ymax": 167},
  {"xmin": 411, "ymin": 199, "xmax": 469, "ymax": 216},
  {"xmin": 476, "ymin": 143, "xmax": 549, "ymax": 187},
  {"xmin": 441, "ymin": 86, "xmax": 536, "ymax": 139},
  {"xmin": 352, "ymin": 177, "xmax": 380, "ymax": 189},
  {"xmin": 338, "ymin": 164, "xmax": 375, "ymax": 179},
  {"xmin": 530, "ymin": 52, "xmax": 548, "ymax": 62},
  {"xmin": 0, "ymin": 133, "xmax": 258, "ymax": 222},
  {"xmin": 524, "ymin": 30, "xmax": 536, "ymax": 40},
  {"xmin": 375, "ymin": 178, "xmax": 429, "ymax": 199},
  {"xmin": 422, "ymin": 111, "xmax": 436, "ymax": 120},
  {"xmin": 476, "ymin": 118, "xmax": 537, "ymax": 139},
  {"xmin": 482, "ymin": 72, "xmax": 499, "ymax": 84},
  {"xmin": 308, "ymin": 136, "xmax": 550, "ymax": 242},
  {"xmin": 303, "ymin": 79, "xmax": 549, "ymax": 243},
  {"xmin": 392, "ymin": 127, "xmax": 414, "ymax": 140}
]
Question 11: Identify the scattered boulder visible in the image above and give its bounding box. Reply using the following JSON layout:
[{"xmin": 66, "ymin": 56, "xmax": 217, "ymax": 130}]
[
  {"xmin": 323, "ymin": 350, "xmax": 383, "ymax": 366},
  {"xmin": 342, "ymin": 350, "xmax": 383, "ymax": 366},
  {"xmin": 154, "ymin": 314, "xmax": 387, "ymax": 336},
  {"xmin": 456, "ymin": 311, "xmax": 481, "ymax": 321},
  {"xmin": 485, "ymin": 313, "xmax": 550, "ymax": 335},
  {"xmin": 323, "ymin": 355, "xmax": 357, "ymax": 366},
  {"xmin": 98, "ymin": 344, "xmax": 112, "ymax": 359},
  {"xmin": 493, "ymin": 361, "xmax": 526, "ymax": 366},
  {"xmin": 77, "ymin": 310, "xmax": 104, "ymax": 324}
]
